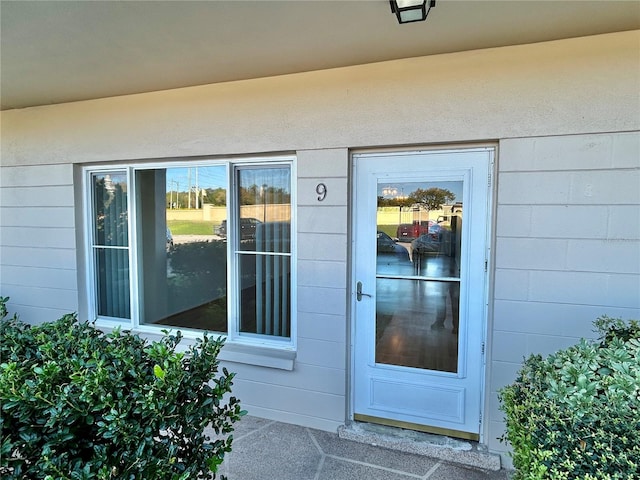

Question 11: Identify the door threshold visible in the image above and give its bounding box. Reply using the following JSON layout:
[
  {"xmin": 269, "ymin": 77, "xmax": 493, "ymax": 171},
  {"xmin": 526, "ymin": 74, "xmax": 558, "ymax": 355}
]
[
  {"xmin": 354, "ymin": 413, "xmax": 479, "ymax": 441},
  {"xmin": 338, "ymin": 418, "xmax": 501, "ymax": 471}
]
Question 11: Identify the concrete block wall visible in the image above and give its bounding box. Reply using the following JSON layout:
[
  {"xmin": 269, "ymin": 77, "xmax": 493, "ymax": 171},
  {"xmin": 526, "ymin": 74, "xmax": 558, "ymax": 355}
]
[{"xmin": 487, "ymin": 131, "xmax": 640, "ymax": 456}]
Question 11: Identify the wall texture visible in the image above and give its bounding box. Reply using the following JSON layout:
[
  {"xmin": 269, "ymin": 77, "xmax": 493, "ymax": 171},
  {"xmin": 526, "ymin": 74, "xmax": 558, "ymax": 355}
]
[
  {"xmin": 1, "ymin": 30, "xmax": 639, "ymax": 446},
  {"xmin": 488, "ymin": 131, "xmax": 640, "ymax": 455},
  {"xmin": 2, "ymin": 31, "xmax": 638, "ymax": 166}
]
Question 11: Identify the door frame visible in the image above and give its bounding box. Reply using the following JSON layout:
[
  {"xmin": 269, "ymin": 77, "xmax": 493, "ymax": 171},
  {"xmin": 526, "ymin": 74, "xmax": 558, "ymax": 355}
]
[{"xmin": 348, "ymin": 144, "xmax": 496, "ymax": 443}]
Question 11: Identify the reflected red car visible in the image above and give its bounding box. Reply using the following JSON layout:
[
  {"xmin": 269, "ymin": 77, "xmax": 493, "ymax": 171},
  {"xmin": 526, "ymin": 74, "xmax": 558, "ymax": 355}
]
[{"xmin": 396, "ymin": 221, "xmax": 439, "ymax": 242}]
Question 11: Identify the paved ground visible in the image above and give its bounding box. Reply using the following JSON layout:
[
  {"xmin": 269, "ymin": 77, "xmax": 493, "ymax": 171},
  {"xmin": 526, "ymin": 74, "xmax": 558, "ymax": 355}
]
[{"xmin": 210, "ymin": 416, "xmax": 512, "ymax": 480}]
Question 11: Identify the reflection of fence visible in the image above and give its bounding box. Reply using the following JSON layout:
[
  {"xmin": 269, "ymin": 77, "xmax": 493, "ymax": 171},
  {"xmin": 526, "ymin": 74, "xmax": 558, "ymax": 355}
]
[
  {"xmin": 167, "ymin": 204, "xmax": 291, "ymax": 224},
  {"xmin": 377, "ymin": 206, "xmax": 442, "ymax": 225}
]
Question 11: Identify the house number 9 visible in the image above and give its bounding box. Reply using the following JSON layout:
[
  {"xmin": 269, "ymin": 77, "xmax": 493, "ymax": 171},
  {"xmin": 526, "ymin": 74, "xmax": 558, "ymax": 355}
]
[{"xmin": 316, "ymin": 183, "xmax": 327, "ymax": 202}]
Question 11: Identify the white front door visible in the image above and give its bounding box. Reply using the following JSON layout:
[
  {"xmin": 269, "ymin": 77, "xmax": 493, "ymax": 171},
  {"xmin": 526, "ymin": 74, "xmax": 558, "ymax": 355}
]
[{"xmin": 352, "ymin": 148, "xmax": 493, "ymax": 440}]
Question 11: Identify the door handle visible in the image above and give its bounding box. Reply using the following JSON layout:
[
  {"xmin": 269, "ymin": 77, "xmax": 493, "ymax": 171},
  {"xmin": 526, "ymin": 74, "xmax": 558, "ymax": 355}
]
[{"xmin": 356, "ymin": 281, "xmax": 372, "ymax": 301}]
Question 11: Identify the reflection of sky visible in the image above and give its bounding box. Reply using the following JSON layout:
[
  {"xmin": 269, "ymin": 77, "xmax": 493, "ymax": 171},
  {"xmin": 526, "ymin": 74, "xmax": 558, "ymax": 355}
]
[
  {"xmin": 165, "ymin": 166, "xmax": 290, "ymax": 192},
  {"xmin": 378, "ymin": 181, "xmax": 463, "ymax": 202},
  {"xmin": 166, "ymin": 166, "xmax": 226, "ymax": 191}
]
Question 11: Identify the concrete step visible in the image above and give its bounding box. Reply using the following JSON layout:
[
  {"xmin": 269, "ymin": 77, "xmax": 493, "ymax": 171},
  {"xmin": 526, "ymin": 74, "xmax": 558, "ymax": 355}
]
[{"xmin": 338, "ymin": 421, "xmax": 502, "ymax": 471}]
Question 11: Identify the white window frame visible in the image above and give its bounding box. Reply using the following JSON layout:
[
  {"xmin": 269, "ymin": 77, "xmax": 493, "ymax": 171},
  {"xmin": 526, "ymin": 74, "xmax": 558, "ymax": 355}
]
[
  {"xmin": 82, "ymin": 155, "xmax": 297, "ymax": 364},
  {"xmin": 227, "ymin": 162, "xmax": 296, "ymax": 348},
  {"xmin": 83, "ymin": 167, "xmax": 134, "ymax": 325}
]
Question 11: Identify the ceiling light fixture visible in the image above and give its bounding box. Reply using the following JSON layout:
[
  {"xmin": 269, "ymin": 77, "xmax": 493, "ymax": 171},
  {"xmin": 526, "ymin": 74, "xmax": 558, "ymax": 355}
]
[{"xmin": 390, "ymin": 0, "xmax": 436, "ymax": 24}]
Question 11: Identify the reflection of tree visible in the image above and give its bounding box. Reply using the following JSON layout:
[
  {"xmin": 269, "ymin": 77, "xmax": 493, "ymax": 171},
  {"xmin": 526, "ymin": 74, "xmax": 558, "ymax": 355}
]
[
  {"xmin": 240, "ymin": 185, "xmax": 291, "ymax": 205},
  {"xmin": 165, "ymin": 187, "xmax": 228, "ymax": 208},
  {"xmin": 94, "ymin": 176, "xmax": 128, "ymax": 246},
  {"xmin": 377, "ymin": 196, "xmax": 414, "ymax": 208},
  {"xmin": 166, "ymin": 184, "xmax": 291, "ymax": 207},
  {"xmin": 379, "ymin": 188, "xmax": 456, "ymax": 210},
  {"xmin": 408, "ymin": 188, "xmax": 455, "ymax": 211},
  {"xmin": 206, "ymin": 187, "xmax": 226, "ymax": 206}
]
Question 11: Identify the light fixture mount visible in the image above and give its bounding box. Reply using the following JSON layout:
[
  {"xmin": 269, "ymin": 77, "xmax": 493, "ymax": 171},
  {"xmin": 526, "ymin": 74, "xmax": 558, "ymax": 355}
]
[{"xmin": 390, "ymin": 0, "xmax": 436, "ymax": 24}]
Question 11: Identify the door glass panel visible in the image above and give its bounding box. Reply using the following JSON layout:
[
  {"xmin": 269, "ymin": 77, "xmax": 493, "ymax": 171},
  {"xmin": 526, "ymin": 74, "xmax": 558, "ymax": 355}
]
[
  {"xmin": 375, "ymin": 180, "xmax": 463, "ymax": 373},
  {"xmin": 376, "ymin": 278, "xmax": 459, "ymax": 372}
]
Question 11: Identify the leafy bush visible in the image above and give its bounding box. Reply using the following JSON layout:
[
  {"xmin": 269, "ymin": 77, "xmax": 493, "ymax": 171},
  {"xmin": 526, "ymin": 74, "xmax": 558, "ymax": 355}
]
[
  {"xmin": 0, "ymin": 297, "xmax": 245, "ymax": 479},
  {"xmin": 499, "ymin": 316, "xmax": 640, "ymax": 479}
]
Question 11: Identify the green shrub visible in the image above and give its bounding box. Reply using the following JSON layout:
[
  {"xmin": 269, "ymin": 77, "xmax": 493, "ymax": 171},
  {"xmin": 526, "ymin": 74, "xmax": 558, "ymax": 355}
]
[
  {"xmin": 0, "ymin": 297, "xmax": 245, "ymax": 479},
  {"xmin": 499, "ymin": 316, "xmax": 640, "ymax": 479}
]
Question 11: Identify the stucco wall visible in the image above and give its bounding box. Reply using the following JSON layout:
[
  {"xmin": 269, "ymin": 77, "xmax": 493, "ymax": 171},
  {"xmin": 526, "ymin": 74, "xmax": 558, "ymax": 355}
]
[
  {"xmin": 1, "ymin": 31, "xmax": 639, "ymax": 442},
  {"xmin": 2, "ymin": 31, "xmax": 638, "ymax": 166}
]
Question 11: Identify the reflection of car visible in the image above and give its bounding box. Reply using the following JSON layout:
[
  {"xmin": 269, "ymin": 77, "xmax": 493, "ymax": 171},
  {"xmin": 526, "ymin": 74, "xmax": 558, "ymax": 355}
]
[
  {"xmin": 426, "ymin": 222, "xmax": 443, "ymax": 240},
  {"xmin": 396, "ymin": 221, "xmax": 438, "ymax": 242},
  {"xmin": 377, "ymin": 231, "xmax": 410, "ymax": 260},
  {"xmin": 166, "ymin": 227, "xmax": 174, "ymax": 251},
  {"xmin": 411, "ymin": 220, "xmax": 450, "ymax": 253},
  {"xmin": 214, "ymin": 221, "xmax": 226, "ymax": 237},
  {"xmin": 214, "ymin": 218, "xmax": 261, "ymax": 240},
  {"xmin": 411, "ymin": 233, "xmax": 442, "ymax": 256},
  {"xmin": 377, "ymin": 230, "xmax": 400, "ymax": 253},
  {"xmin": 377, "ymin": 230, "xmax": 412, "ymax": 274}
]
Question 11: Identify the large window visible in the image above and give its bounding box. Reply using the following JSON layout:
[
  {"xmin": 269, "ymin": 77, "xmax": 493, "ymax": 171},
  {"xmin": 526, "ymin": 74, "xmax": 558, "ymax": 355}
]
[{"xmin": 86, "ymin": 158, "xmax": 293, "ymax": 344}]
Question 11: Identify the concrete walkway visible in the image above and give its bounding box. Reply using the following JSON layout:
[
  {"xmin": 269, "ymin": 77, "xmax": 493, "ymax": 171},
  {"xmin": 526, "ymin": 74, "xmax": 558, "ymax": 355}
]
[{"xmin": 212, "ymin": 416, "xmax": 512, "ymax": 480}]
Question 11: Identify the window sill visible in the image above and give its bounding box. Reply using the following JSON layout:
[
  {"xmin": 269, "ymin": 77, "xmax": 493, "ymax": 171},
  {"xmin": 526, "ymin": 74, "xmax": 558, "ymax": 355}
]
[{"xmin": 219, "ymin": 342, "xmax": 296, "ymax": 371}]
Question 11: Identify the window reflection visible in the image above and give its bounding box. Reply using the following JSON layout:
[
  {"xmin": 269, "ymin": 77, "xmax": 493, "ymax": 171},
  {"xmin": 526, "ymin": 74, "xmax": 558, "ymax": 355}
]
[
  {"xmin": 375, "ymin": 278, "xmax": 459, "ymax": 373},
  {"xmin": 237, "ymin": 167, "xmax": 291, "ymax": 253},
  {"xmin": 92, "ymin": 173, "xmax": 130, "ymax": 319},
  {"xmin": 375, "ymin": 180, "xmax": 463, "ymax": 373},
  {"xmin": 376, "ymin": 181, "xmax": 463, "ymax": 278},
  {"xmin": 93, "ymin": 173, "xmax": 128, "ymax": 248},
  {"xmin": 237, "ymin": 167, "xmax": 292, "ymax": 338},
  {"xmin": 138, "ymin": 166, "xmax": 228, "ymax": 332}
]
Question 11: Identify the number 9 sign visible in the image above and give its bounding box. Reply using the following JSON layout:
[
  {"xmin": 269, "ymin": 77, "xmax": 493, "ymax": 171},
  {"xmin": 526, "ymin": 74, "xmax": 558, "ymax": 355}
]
[{"xmin": 316, "ymin": 183, "xmax": 327, "ymax": 202}]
